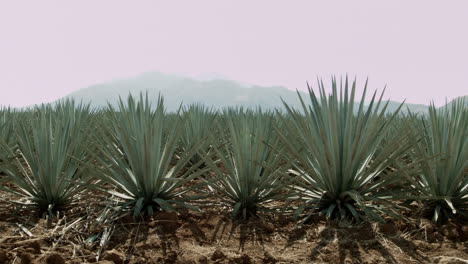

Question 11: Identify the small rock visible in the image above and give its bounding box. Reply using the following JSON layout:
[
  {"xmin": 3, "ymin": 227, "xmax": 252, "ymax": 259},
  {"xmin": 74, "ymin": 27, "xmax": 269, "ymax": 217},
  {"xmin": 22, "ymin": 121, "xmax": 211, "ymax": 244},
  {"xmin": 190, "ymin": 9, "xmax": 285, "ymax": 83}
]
[
  {"xmin": 103, "ymin": 249, "xmax": 125, "ymax": 264},
  {"xmin": 462, "ymin": 225, "xmax": 468, "ymax": 233},
  {"xmin": 413, "ymin": 240, "xmax": 432, "ymax": 252},
  {"xmin": 338, "ymin": 239, "xmax": 353, "ymax": 249},
  {"xmin": 439, "ymin": 223, "xmax": 460, "ymax": 240},
  {"xmin": 26, "ymin": 241, "xmax": 41, "ymax": 254},
  {"xmin": 151, "ymin": 212, "xmax": 180, "ymax": 233},
  {"xmin": 262, "ymin": 221, "xmax": 275, "ymax": 233},
  {"xmin": 164, "ymin": 251, "xmax": 178, "ymax": 264},
  {"xmin": 98, "ymin": 261, "xmax": 115, "ymax": 264},
  {"xmin": 0, "ymin": 249, "xmax": 9, "ymax": 263},
  {"xmin": 45, "ymin": 253, "xmax": 66, "ymax": 264},
  {"xmin": 379, "ymin": 222, "xmax": 398, "ymax": 235},
  {"xmin": 19, "ymin": 252, "xmax": 33, "ymax": 264},
  {"xmin": 428, "ymin": 231, "xmax": 444, "ymax": 242},
  {"xmin": 87, "ymin": 255, "xmax": 98, "ymax": 263},
  {"xmin": 263, "ymin": 252, "xmax": 277, "ymax": 264},
  {"xmin": 231, "ymin": 254, "xmax": 252, "ymax": 264},
  {"xmin": 197, "ymin": 256, "xmax": 208, "ymax": 264},
  {"xmin": 419, "ymin": 219, "xmax": 435, "ymax": 233},
  {"xmin": 461, "ymin": 225, "xmax": 468, "ymax": 240},
  {"xmin": 211, "ymin": 249, "xmax": 226, "ymax": 261},
  {"xmin": 277, "ymin": 215, "xmax": 291, "ymax": 226}
]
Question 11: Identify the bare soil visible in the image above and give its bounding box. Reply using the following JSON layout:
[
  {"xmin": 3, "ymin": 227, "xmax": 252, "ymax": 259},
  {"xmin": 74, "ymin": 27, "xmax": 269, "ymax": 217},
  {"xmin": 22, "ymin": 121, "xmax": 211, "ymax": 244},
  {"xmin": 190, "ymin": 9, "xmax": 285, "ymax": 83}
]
[{"xmin": 0, "ymin": 191, "xmax": 467, "ymax": 264}]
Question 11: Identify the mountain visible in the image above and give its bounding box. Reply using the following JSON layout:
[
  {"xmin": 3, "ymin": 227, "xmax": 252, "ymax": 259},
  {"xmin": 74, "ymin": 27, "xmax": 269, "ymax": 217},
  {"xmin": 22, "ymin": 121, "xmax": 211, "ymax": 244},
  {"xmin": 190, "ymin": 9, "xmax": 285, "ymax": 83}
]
[
  {"xmin": 63, "ymin": 72, "xmax": 303, "ymax": 112},
  {"xmin": 62, "ymin": 72, "xmax": 466, "ymax": 113}
]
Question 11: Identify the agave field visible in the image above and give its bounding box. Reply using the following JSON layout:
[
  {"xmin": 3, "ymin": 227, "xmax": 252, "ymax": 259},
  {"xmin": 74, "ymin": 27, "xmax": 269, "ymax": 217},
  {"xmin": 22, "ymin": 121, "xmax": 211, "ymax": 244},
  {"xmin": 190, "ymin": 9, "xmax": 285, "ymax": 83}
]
[{"xmin": 0, "ymin": 79, "xmax": 466, "ymax": 264}]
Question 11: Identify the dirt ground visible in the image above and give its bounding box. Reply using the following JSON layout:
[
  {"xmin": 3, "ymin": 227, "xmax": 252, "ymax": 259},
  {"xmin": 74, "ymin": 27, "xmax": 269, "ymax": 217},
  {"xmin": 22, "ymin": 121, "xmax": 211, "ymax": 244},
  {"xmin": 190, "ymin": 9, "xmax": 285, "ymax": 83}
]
[{"xmin": 0, "ymin": 191, "xmax": 467, "ymax": 264}]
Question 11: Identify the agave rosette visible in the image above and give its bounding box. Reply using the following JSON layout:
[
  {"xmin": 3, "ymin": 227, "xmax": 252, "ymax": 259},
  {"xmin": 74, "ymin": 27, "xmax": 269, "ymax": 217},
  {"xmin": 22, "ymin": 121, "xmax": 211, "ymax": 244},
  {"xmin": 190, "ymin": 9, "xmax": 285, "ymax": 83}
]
[
  {"xmin": 0, "ymin": 100, "xmax": 94, "ymax": 213},
  {"xmin": 94, "ymin": 94, "xmax": 209, "ymax": 217},
  {"xmin": 277, "ymin": 77, "xmax": 417, "ymax": 222},
  {"xmin": 205, "ymin": 108, "xmax": 292, "ymax": 219},
  {"xmin": 406, "ymin": 99, "xmax": 467, "ymax": 222},
  {"xmin": 180, "ymin": 104, "xmax": 217, "ymax": 166}
]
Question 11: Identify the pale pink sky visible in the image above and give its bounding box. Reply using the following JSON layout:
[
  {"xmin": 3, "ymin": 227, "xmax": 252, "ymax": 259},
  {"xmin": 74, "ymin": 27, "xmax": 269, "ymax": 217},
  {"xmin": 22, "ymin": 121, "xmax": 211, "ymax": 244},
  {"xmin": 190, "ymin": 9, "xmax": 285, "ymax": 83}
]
[{"xmin": 0, "ymin": 0, "xmax": 467, "ymax": 107}]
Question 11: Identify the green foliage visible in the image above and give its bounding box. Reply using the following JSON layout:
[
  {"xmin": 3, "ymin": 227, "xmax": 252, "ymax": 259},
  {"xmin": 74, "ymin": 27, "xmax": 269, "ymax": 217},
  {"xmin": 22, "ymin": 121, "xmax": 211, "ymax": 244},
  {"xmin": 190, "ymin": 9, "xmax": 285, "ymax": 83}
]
[
  {"xmin": 277, "ymin": 77, "xmax": 416, "ymax": 222},
  {"xmin": 206, "ymin": 108, "xmax": 292, "ymax": 219},
  {"xmin": 0, "ymin": 83, "xmax": 465, "ymax": 225},
  {"xmin": 406, "ymin": 98, "xmax": 467, "ymax": 222},
  {"xmin": 0, "ymin": 108, "xmax": 15, "ymax": 175},
  {"xmin": 94, "ymin": 94, "xmax": 208, "ymax": 217},
  {"xmin": 180, "ymin": 104, "xmax": 217, "ymax": 166},
  {"xmin": 0, "ymin": 100, "xmax": 94, "ymax": 213}
]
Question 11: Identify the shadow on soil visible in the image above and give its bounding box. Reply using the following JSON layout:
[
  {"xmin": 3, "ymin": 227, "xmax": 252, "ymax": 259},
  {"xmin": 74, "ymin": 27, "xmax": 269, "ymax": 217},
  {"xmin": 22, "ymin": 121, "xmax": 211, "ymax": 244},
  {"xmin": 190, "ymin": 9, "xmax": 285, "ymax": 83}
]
[{"xmin": 284, "ymin": 220, "xmax": 431, "ymax": 264}]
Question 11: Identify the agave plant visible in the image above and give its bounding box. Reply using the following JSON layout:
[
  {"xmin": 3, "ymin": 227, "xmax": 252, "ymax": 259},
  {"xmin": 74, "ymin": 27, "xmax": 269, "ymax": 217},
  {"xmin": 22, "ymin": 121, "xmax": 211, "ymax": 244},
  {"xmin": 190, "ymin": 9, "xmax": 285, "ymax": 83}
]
[
  {"xmin": 180, "ymin": 104, "xmax": 217, "ymax": 166},
  {"xmin": 94, "ymin": 94, "xmax": 209, "ymax": 217},
  {"xmin": 406, "ymin": 99, "xmax": 467, "ymax": 222},
  {"xmin": 0, "ymin": 107, "xmax": 15, "ymax": 152},
  {"xmin": 205, "ymin": 108, "xmax": 292, "ymax": 219},
  {"xmin": 0, "ymin": 100, "xmax": 94, "ymax": 213},
  {"xmin": 277, "ymin": 77, "xmax": 417, "ymax": 222},
  {"xmin": 0, "ymin": 108, "xmax": 14, "ymax": 141},
  {"xmin": 0, "ymin": 108, "xmax": 15, "ymax": 177}
]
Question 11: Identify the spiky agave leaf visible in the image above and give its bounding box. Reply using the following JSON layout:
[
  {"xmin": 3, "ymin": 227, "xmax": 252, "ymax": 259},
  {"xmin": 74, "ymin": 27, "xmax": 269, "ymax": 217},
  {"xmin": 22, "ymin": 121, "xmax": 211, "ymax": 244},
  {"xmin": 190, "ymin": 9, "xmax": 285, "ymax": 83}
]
[
  {"xmin": 0, "ymin": 107, "xmax": 15, "ymax": 145},
  {"xmin": 206, "ymin": 108, "xmax": 293, "ymax": 219},
  {"xmin": 180, "ymin": 104, "xmax": 217, "ymax": 166},
  {"xmin": 277, "ymin": 77, "xmax": 417, "ymax": 222},
  {"xmin": 0, "ymin": 108, "xmax": 16, "ymax": 186},
  {"xmin": 0, "ymin": 100, "xmax": 95, "ymax": 213},
  {"xmin": 95, "ymin": 93, "xmax": 209, "ymax": 217},
  {"xmin": 0, "ymin": 108, "xmax": 15, "ymax": 167},
  {"xmin": 406, "ymin": 98, "xmax": 467, "ymax": 223}
]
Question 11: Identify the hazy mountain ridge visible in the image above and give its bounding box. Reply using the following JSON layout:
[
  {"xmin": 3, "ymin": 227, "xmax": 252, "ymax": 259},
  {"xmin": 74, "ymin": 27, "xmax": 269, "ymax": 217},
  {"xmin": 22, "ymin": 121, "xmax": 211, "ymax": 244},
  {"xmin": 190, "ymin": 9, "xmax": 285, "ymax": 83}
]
[{"xmin": 63, "ymin": 72, "xmax": 466, "ymax": 113}]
